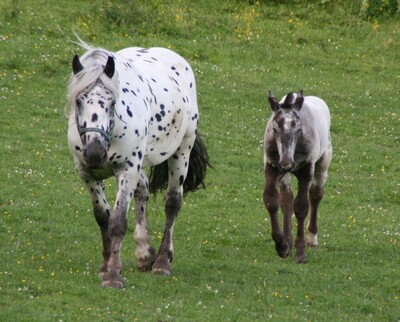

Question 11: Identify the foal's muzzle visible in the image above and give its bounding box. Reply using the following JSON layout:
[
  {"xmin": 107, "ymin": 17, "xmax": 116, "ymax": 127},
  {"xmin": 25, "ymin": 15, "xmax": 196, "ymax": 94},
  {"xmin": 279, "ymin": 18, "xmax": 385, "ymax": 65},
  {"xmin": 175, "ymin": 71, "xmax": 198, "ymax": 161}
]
[
  {"xmin": 83, "ymin": 137, "xmax": 108, "ymax": 169},
  {"xmin": 279, "ymin": 158, "xmax": 294, "ymax": 172}
]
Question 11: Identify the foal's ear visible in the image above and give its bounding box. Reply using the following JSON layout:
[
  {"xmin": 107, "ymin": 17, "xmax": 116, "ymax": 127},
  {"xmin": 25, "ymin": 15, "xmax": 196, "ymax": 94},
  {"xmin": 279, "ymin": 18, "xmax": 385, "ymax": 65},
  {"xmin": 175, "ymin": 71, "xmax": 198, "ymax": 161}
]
[
  {"xmin": 72, "ymin": 55, "xmax": 84, "ymax": 75},
  {"xmin": 294, "ymin": 90, "xmax": 304, "ymax": 110},
  {"xmin": 268, "ymin": 90, "xmax": 280, "ymax": 111},
  {"xmin": 104, "ymin": 56, "xmax": 115, "ymax": 78}
]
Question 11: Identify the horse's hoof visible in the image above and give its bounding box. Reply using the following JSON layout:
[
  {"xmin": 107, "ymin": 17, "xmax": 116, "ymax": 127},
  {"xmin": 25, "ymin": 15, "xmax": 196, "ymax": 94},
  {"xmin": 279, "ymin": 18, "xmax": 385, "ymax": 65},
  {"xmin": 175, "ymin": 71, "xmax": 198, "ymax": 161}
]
[
  {"xmin": 101, "ymin": 271, "xmax": 124, "ymax": 288},
  {"xmin": 306, "ymin": 233, "xmax": 318, "ymax": 248},
  {"xmin": 151, "ymin": 268, "xmax": 172, "ymax": 276},
  {"xmin": 98, "ymin": 264, "xmax": 108, "ymax": 277},
  {"xmin": 276, "ymin": 242, "xmax": 290, "ymax": 258},
  {"xmin": 295, "ymin": 254, "xmax": 308, "ymax": 264},
  {"xmin": 101, "ymin": 279, "xmax": 124, "ymax": 288},
  {"xmin": 136, "ymin": 247, "xmax": 157, "ymax": 272},
  {"xmin": 137, "ymin": 264, "xmax": 152, "ymax": 272}
]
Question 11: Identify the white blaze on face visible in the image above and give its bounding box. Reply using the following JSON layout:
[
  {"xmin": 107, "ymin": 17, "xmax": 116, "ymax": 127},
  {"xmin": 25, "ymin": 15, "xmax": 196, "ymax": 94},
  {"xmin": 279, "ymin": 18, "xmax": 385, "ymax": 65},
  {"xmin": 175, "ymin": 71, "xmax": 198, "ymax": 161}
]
[
  {"xmin": 273, "ymin": 111, "xmax": 300, "ymax": 169},
  {"xmin": 283, "ymin": 116, "xmax": 297, "ymax": 159}
]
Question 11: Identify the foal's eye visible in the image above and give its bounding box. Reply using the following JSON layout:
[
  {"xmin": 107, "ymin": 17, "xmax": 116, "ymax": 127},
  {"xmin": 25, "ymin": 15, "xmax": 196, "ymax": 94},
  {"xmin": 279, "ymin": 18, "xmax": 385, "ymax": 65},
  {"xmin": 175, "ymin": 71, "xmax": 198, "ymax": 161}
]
[{"xmin": 76, "ymin": 99, "xmax": 82, "ymax": 110}]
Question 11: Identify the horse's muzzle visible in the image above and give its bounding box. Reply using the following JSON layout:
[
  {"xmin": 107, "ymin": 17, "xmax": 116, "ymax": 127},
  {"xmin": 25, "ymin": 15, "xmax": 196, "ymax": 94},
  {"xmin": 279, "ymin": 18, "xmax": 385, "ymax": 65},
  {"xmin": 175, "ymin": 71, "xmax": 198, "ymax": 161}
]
[
  {"xmin": 279, "ymin": 158, "xmax": 294, "ymax": 172},
  {"xmin": 83, "ymin": 137, "xmax": 108, "ymax": 169}
]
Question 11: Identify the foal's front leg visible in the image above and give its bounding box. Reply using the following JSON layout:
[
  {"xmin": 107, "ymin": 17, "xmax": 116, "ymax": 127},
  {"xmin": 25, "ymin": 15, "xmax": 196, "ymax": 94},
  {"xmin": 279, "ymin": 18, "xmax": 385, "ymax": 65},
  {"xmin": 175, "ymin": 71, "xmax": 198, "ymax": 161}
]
[
  {"xmin": 102, "ymin": 170, "xmax": 138, "ymax": 288},
  {"xmin": 263, "ymin": 163, "xmax": 290, "ymax": 258},
  {"xmin": 279, "ymin": 174, "xmax": 294, "ymax": 253}
]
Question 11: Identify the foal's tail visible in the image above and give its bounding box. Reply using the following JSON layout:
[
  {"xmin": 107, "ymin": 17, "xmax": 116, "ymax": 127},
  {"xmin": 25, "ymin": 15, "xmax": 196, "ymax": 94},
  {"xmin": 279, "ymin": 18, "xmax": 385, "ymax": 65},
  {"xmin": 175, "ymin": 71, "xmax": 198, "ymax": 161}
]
[{"xmin": 149, "ymin": 133, "xmax": 211, "ymax": 195}]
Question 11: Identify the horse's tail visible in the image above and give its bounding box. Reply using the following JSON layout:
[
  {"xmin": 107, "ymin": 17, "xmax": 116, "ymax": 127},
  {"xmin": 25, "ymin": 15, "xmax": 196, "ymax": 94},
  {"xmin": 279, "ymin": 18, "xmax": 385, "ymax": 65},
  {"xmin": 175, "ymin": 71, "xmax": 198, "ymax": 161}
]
[{"xmin": 149, "ymin": 133, "xmax": 211, "ymax": 195}]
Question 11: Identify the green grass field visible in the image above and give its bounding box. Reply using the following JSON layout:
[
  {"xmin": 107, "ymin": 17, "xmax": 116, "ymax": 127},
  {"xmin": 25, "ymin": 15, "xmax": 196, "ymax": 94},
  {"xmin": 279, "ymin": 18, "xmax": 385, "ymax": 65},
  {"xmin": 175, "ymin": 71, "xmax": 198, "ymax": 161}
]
[{"xmin": 1, "ymin": 0, "xmax": 399, "ymax": 321}]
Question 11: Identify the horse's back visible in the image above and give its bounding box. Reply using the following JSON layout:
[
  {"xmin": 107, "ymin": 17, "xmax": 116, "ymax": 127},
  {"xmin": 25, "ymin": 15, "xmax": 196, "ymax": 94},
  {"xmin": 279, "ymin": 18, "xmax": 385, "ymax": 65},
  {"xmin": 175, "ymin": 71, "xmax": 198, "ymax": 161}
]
[
  {"xmin": 115, "ymin": 47, "xmax": 199, "ymax": 166},
  {"xmin": 116, "ymin": 47, "xmax": 197, "ymax": 109},
  {"xmin": 117, "ymin": 47, "xmax": 196, "ymax": 87},
  {"xmin": 302, "ymin": 96, "xmax": 332, "ymax": 159},
  {"xmin": 303, "ymin": 96, "xmax": 330, "ymax": 127}
]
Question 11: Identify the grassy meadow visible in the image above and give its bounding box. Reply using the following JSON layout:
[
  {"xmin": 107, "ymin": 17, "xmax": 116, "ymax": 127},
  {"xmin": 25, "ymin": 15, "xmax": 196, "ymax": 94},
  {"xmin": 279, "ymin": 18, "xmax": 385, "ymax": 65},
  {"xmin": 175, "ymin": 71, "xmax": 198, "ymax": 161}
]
[{"xmin": 1, "ymin": 0, "xmax": 399, "ymax": 321}]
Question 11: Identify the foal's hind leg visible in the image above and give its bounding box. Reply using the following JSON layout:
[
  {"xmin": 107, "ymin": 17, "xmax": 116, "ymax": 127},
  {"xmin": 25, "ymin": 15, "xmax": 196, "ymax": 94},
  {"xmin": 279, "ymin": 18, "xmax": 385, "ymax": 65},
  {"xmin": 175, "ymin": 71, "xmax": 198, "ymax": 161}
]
[
  {"xmin": 133, "ymin": 171, "xmax": 157, "ymax": 271},
  {"xmin": 307, "ymin": 152, "xmax": 331, "ymax": 247},
  {"xmin": 152, "ymin": 141, "xmax": 193, "ymax": 275}
]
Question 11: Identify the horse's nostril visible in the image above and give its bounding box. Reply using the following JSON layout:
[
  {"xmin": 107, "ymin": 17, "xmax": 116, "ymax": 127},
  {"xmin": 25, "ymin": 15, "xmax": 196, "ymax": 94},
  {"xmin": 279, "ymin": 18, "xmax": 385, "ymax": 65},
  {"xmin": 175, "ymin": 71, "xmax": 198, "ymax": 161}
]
[{"xmin": 279, "ymin": 161, "xmax": 293, "ymax": 171}]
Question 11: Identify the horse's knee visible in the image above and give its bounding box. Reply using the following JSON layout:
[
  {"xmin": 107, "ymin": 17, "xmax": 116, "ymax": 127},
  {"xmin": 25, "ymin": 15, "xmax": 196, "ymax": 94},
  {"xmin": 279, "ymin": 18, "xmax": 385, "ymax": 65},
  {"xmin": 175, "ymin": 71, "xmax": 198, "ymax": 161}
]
[
  {"xmin": 294, "ymin": 196, "xmax": 309, "ymax": 218},
  {"xmin": 263, "ymin": 186, "xmax": 279, "ymax": 214},
  {"xmin": 93, "ymin": 206, "xmax": 110, "ymax": 229},
  {"xmin": 109, "ymin": 215, "xmax": 128, "ymax": 236},
  {"xmin": 309, "ymin": 185, "xmax": 324, "ymax": 202}
]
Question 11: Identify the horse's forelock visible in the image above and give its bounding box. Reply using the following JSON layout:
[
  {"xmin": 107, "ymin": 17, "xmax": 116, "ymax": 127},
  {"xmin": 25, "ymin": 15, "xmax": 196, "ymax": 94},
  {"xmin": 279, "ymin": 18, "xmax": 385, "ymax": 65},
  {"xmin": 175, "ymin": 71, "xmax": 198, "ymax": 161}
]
[{"xmin": 67, "ymin": 49, "xmax": 119, "ymax": 115}]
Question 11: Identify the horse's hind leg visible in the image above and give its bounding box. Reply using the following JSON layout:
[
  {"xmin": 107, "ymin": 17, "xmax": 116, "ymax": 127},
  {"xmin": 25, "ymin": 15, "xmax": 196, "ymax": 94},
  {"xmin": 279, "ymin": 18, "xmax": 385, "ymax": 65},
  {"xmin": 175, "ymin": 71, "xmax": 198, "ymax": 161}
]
[
  {"xmin": 133, "ymin": 171, "xmax": 157, "ymax": 271},
  {"xmin": 152, "ymin": 187, "xmax": 182, "ymax": 275},
  {"xmin": 307, "ymin": 151, "xmax": 331, "ymax": 247},
  {"xmin": 152, "ymin": 141, "xmax": 193, "ymax": 275},
  {"xmin": 264, "ymin": 163, "xmax": 290, "ymax": 258}
]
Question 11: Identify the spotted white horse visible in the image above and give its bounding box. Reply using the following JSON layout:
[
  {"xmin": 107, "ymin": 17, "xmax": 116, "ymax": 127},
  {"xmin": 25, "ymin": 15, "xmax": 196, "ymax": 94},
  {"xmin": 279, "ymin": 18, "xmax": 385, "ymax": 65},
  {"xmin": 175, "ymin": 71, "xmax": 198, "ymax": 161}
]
[
  {"xmin": 67, "ymin": 40, "xmax": 209, "ymax": 288},
  {"xmin": 263, "ymin": 90, "xmax": 332, "ymax": 263}
]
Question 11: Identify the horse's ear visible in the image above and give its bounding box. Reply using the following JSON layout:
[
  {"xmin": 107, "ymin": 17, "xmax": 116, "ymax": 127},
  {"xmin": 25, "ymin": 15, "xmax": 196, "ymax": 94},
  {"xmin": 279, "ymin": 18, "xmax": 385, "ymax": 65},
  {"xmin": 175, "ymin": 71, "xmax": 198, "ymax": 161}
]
[
  {"xmin": 72, "ymin": 55, "xmax": 84, "ymax": 75},
  {"xmin": 294, "ymin": 90, "xmax": 304, "ymax": 110},
  {"xmin": 268, "ymin": 90, "xmax": 280, "ymax": 111},
  {"xmin": 104, "ymin": 56, "xmax": 115, "ymax": 78}
]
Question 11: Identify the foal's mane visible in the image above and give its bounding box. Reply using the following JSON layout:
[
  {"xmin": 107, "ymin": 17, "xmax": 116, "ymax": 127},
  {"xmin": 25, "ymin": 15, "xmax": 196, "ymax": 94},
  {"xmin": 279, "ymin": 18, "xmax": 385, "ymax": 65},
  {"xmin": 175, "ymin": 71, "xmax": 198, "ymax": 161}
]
[
  {"xmin": 66, "ymin": 38, "xmax": 119, "ymax": 116},
  {"xmin": 280, "ymin": 92, "xmax": 295, "ymax": 109}
]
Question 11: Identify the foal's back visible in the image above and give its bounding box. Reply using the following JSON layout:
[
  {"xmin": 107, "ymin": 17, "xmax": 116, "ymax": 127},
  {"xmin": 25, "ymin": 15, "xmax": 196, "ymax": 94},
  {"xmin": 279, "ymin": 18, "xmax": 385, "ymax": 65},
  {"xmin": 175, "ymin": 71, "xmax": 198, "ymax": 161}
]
[{"xmin": 287, "ymin": 94, "xmax": 331, "ymax": 162}]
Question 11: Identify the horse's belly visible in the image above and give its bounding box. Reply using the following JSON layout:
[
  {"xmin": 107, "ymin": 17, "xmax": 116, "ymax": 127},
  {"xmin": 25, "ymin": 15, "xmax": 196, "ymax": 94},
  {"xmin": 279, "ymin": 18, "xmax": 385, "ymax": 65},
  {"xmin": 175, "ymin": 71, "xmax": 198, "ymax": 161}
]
[
  {"xmin": 143, "ymin": 112, "xmax": 188, "ymax": 166},
  {"xmin": 143, "ymin": 125, "xmax": 187, "ymax": 167}
]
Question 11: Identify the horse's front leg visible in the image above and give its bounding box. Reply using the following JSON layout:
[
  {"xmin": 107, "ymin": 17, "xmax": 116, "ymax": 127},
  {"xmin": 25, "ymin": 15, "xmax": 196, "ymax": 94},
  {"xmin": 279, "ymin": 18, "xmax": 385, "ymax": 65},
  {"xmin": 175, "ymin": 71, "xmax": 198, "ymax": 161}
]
[
  {"xmin": 264, "ymin": 163, "xmax": 290, "ymax": 258},
  {"xmin": 294, "ymin": 164, "xmax": 313, "ymax": 263},
  {"xmin": 133, "ymin": 171, "xmax": 157, "ymax": 271},
  {"xmin": 102, "ymin": 170, "xmax": 138, "ymax": 288},
  {"xmin": 279, "ymin": 173, "xmax": 294, "ymax": 253},
  {"xmin": 77, "ymin": 165, "xmax": 112, "ymax": 275},
  {"xmin": 89, "ymin": 181, "xmax": 112, "ymax": 275}
]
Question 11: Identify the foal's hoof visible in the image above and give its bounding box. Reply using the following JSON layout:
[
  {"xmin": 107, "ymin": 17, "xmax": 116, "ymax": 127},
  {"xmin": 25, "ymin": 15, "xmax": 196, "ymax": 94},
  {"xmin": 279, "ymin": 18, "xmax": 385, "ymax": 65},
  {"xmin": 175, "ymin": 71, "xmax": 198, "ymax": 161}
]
[
  {"xmin": 275, "ymin": 242, "xmax": 291, "ymax": 258},
  {"xmin": 306, "ymin": 233, "xmax": 318, "ymax": 248},
  {"xmin": 101, "ymin": 271, "xmax": 124, "ymax": 288},
  {"xmin": 295, "ymin": 253, "xmax": 308, "ymax": 264}
]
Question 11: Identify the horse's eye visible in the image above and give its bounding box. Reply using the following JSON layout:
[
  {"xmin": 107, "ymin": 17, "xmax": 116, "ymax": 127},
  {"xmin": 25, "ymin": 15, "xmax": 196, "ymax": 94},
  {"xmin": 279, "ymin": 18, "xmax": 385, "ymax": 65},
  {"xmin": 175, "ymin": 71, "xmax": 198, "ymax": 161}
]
[
  {"xmin": 273, "ymin": 128, "xmax": 278, "ymax": 134},
  {"xmin": 76, "ymin": 99, "xmax": 82, "ymax": 110}
]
